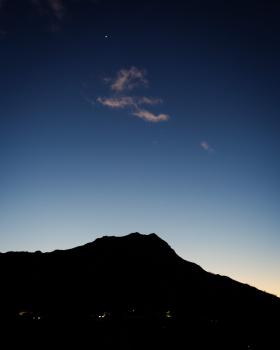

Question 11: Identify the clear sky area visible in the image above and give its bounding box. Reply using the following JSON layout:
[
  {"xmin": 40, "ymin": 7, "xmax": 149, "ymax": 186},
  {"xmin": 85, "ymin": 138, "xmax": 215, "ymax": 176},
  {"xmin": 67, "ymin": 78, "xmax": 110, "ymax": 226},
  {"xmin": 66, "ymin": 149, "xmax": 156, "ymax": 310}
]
[{"xmin": 0, "ymin": 0, "xmax": 279, "ymax": 296}]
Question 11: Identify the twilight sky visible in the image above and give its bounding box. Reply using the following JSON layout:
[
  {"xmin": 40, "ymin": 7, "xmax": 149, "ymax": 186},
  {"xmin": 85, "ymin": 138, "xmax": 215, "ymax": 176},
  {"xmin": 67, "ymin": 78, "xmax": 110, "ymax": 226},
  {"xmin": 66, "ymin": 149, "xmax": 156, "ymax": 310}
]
[{"xmin": 0, "ymin": 0, "xmax": 279, "ymax": 296}]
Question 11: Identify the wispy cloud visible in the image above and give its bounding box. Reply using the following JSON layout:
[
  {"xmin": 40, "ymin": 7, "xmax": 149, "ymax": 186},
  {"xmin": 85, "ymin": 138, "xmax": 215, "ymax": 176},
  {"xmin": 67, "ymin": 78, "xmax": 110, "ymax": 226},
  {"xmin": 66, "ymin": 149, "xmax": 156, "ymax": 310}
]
[
  {"xmin": 139, "ymin": 97, "xmax": 162, "ymax": 105},
  {"xmin": 109, "ymin": 67, "xmax": 148, "ymax": 92},
  {"xmin": 96, "ymin": 67, "xmax": 170, "ymax": 123},
  {"xmin": 97, "ymin": 96, "xmax": 162, "ymax": 109},
  {"xmin": 1, "ymin": 0, "xmax": 65, "ymax": 18},
  {"xmin": 97, "ymin": 96, "xmax": 136, "ymax": 109},
  {"xmin": 47, "ymin": 0, "xmax": 64, "ymax": 20},
  {"xmin": 8, "ymin": 0, "xmax": 66, "ymax": 21},
  {"xmin": 29, "ymin": 0, "xmax": 65, "ymax": 31},
  {"xmin": 200, "ymin": 141, "xmax": 214, "ymax": 153},
  {"xmin": 133, "ymin": 109, "xmax": 169, "ymax": 123}
]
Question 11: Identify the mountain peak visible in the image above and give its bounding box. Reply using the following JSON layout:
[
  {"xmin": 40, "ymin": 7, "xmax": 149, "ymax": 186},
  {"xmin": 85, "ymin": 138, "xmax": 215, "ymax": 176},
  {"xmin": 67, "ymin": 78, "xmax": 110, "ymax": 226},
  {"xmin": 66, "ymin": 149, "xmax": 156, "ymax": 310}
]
[
  {"xmin": 74, "ymin": 232, "xmax": 178, "ymax": 262},
  {"xmin": 83, "ymin": 232, "xmax": 167, "ymax": 248}
]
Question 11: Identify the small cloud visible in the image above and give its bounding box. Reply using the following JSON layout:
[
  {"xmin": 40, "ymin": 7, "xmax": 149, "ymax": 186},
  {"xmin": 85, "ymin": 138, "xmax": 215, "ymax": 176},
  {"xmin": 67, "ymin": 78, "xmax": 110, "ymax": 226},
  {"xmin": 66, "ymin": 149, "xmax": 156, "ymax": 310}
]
[
  {"xmin": 48, "ymin": 0, "xmax": 64, "ymax": 20},
  {"xmin": 110, "ymin": 67, "xmax": 148, "ymax": 92},
  {"xmin": 97, "ymin": 96, "xmax": 136, "ymax": 109},
  {"xmin": 1, "ymin": 0, "xmax": 64, "ymax": 20},
  {"xmin": 96, "ymin": 96, "xmax": 162, "ymax": 109},
  {"xmin": 103, "ymin": 77, "xmax": 112, "ymax": 84},
  {"xmin": 138, "ymin": 97, "xmax": 162, "ymax": 105},
  {"xmin": 133, "ymin": 109, "xmax": 169, "ymax": 123},
  {"xmin": 30, "ymin": 0, "xmax": 65, "ymax": 21},
  {"xmin": 200, "ymin": 141, "xmax": 214, "ymax": 153}
]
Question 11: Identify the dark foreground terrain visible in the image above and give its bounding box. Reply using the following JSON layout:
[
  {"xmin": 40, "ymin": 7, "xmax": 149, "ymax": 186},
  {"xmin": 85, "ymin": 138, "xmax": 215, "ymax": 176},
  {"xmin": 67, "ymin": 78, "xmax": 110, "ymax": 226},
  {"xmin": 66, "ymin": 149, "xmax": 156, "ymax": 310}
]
[{"xmin": 1, "ymin": 232, "xmax": 279, "ymax": 349}]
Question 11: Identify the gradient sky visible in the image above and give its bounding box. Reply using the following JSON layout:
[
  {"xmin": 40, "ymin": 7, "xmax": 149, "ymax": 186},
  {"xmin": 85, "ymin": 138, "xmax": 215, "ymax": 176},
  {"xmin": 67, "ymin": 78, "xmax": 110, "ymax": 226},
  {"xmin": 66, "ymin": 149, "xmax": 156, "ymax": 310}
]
[{"xmin": 0, "ymin": 0, "xmax": 279, "ymax": 296}]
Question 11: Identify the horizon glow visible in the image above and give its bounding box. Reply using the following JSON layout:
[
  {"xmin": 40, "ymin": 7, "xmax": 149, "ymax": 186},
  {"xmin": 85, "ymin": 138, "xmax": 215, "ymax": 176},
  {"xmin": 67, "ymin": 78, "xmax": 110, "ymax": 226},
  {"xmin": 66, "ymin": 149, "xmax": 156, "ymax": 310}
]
[{"xmin": 0, "ymin": 0, "xmax": 279, "ymax": 297}]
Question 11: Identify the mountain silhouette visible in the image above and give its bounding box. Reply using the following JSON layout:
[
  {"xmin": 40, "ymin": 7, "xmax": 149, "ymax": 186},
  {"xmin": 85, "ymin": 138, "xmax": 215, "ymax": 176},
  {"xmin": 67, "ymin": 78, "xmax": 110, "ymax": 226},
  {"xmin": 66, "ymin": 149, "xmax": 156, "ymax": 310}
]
[{"xmin": 0, "ymin": 232, "xmax": 279, "ymax": 349}]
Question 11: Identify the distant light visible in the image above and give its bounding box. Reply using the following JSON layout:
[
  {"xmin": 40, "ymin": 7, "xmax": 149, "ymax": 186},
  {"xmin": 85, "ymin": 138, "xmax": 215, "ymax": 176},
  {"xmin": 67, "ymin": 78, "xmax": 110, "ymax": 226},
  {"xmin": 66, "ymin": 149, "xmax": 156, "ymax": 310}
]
[
  {"xmin": 98, "ymin": 311, "xmax": 109, "ymax": 319},
  {"xmin": 166, "ymin": 310, "xmax": 173, "ymax": 318},
  {"xmin": 104, "ymin": 35, "xmax": 109, "ymax": 39},
  {"xmin": 19, "ymin": 311, "xmax": 32, "ymax": 317},
  {"xmin": 19, "ymin": 311, "xmax": 27, "ymax": 316}
]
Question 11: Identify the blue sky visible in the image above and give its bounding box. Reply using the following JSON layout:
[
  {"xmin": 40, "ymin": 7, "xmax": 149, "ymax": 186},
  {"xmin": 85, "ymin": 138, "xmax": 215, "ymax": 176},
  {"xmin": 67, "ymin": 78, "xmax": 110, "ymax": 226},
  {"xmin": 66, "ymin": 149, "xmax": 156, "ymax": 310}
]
[{"xmin": 0, "ymin": 0, "xmax": 279, "ymax": 296}]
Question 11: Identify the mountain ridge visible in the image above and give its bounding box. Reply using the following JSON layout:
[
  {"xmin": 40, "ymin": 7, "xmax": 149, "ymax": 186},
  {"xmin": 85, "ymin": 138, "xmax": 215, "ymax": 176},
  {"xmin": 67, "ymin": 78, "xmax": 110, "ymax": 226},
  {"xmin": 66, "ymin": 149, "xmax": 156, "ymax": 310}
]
[
  {"xmin": 0, "ymin": 232, "xmax": 278, "ymax": 300},
  {"xmin": 1, "ymin": 232, "xmax": 279, "ymax": 348}
]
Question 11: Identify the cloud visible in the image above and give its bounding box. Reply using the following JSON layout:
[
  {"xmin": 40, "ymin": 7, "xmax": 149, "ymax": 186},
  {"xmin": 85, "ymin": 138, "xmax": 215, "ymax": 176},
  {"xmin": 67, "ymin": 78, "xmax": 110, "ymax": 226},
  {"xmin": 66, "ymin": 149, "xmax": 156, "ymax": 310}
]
[
  {"xmin": 0, "ymin": 0, "xmax": 65, "ymax": 18},
  {"xmin": 97, "ymin": 96, "xmax": 136, "ymax": 109},
  {"xmin": 110, "ymin": 67, "xmax": 148, "ymax": 92},
  {"xmin": 95, "ymin": 67, "xmax": 170, "ymax": 123},
  {"xmin": 133, "ymin": 109, "xmax": 169, "ymax": 123},
  {"xmin": 97, "ymin": 95, "xmax": 169, "ymax": 122},
  {"xmin": 26, "ymin": 0, "xmax": 65, "ymax": 21},
  {"xmin": 47, "ymin": 0, "xmax": 64, "ymax": 20},
  {"xmin": 139, "ymin": 97, "xmax": 162, "ymax": 105},
  {"xmin": 96, "ymin": 96, "xmax": 162, "ymax": 109},
  {"xmin": 200, "ymin": 141, "xmax": 214, "ymax": 153}
]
